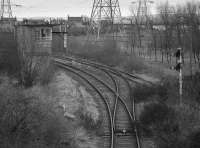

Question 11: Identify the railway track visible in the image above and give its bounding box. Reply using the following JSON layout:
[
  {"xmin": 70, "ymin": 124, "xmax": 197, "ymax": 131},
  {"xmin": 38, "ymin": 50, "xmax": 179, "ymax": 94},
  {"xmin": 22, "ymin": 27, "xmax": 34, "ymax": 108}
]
[{"xmin": 53, "ymin": 56, "xmax": 150, "ymax": 148}]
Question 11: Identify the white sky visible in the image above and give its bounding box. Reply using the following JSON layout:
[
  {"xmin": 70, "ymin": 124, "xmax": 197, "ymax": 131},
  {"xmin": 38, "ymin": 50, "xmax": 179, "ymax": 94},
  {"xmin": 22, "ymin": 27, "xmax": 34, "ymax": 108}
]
[{"xmin": 11, "ymin": 0, "xmax": 197, "ymax": 18}]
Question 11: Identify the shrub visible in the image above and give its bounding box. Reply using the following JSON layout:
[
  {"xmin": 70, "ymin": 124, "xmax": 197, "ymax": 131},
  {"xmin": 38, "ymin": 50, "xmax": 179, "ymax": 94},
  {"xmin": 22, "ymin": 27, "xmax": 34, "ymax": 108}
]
[
  {"xmin": 140, "ymin": 103, "xmax": 176, "ymax": 128},
  {"xmin": 17, "ymin": 54, "xmax": 56, "ymax": 88},
  {"xmin": 132, "ymin": 85, "xmax": 157, "ymax": 103},
  {"xmin": 139, "ymin": 103, "xmax": 180, "ymax": 148},
  {"xmin": 188, "ymin": 131, "xmax": 200, "ymax": 148},
  {"xmin": 132, "ymin": 81, "xmax": 168, "ymax": 103},
  {"xmin": 0, "ymin": 78, "xmax": 70, "ymax": 148},
  {"xmin": 184, "ymin": 72, "xmax": 200, "ymax": 104},
  {"xmin": 76, "ymin": 109, "xmax": 102, "ymax": 132},
  {"xmin": 122, "ymin": 55, "xmax": 147, "ymax": 73},
  {"xmin": 69, "ymin": 38, "xmax": 123, "ymax": 66},
  {"xmin": 0, "ymin": 50, "xmax": 21, "ymax": 75},
  {"xmin": 18, "ymin": 56, "xmax": 39, "ymax": 88}
]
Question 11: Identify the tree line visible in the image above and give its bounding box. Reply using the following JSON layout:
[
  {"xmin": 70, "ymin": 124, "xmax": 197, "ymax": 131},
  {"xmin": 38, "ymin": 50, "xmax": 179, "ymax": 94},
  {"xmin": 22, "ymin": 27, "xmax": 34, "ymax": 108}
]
[{"xmin": 128, "ymin": 1, "xmax": 200, "ymax": 67}]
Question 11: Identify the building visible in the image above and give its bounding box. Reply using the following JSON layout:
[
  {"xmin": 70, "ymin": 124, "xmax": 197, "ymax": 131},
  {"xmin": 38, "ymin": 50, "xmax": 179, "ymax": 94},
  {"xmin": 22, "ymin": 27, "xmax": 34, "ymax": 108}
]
[
  {"xmin": 68, "ymin": 17, "xmax": 82, "ymax": 27},
  {"xmin": 16, "ymin": 24, "xmax": 53, "ymax": 55},
  {"xmin": 0, "ymin": 17, "xmax": 68, "ymax": 57},
  {"xmin": 52, "ymin": 31, "xmax": 68, "ymax": 55}
]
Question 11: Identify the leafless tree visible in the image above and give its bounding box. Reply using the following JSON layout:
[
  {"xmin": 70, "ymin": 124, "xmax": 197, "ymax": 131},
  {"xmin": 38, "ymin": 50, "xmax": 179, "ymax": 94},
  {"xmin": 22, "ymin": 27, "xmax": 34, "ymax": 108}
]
[
  {"xmin": 158, "ymin": 2, "xmax": 175, "ymax": 63},
  {"xmin": 185, "ymin": 2, "xmax": 200, "ymax": 64}
]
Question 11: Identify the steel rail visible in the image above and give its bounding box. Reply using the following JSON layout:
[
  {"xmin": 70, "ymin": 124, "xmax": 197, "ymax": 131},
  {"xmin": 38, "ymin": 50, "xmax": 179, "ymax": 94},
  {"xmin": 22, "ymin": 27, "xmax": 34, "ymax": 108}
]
[
  {"xmin": 55, "ymin": 62, "xmax": 115, "ymax": 148},
  {"xmin": 54, "ymin": 57, "xmax": 142, "ymax": 148},
  {"xmin": 57, "ymin": 55, "xmax": 153, "ymax": 85},
  {"xmin": 54, "ymin": 58, "xmax": 134, "ymax": 123}
]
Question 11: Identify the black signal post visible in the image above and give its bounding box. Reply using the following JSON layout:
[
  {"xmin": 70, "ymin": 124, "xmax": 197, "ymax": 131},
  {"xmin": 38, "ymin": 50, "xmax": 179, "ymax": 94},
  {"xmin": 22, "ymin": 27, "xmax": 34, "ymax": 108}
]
[{"xmin": 174, "ymin": 47, "xmax": 183, "ymax": 105}]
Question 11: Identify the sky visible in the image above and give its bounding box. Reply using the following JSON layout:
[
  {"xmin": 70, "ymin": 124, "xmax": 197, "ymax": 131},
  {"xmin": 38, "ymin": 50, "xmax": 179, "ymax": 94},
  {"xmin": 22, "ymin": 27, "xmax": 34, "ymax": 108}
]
[{"xmin": 10, "ymin": 0, "xmax": 196, "ymax": 18}]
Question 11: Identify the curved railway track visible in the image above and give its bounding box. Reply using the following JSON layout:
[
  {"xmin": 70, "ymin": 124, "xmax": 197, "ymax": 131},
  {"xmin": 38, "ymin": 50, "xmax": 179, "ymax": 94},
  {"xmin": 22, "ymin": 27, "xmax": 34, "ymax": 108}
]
[{"xmin": 53, "ymin": 56, "xmax": 150, "ymax": 148}]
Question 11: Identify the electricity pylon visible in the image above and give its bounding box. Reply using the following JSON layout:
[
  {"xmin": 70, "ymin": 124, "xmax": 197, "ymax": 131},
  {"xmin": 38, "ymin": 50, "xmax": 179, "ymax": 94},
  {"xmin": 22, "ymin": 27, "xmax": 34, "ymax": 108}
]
[
  {"xmin": 0, "ymin": 0, "xmax": 13, "ymax": 19},
  {"xmin": 89, "ymin": 0, "xmax": 122, "ymax": 40},
  {"xmin": 132, "ymin": 0, "xmax": 154, "ymax": 26},
  {"xmin": 131, "ymin": 0, "xmax": 153, "ymax": 48}
]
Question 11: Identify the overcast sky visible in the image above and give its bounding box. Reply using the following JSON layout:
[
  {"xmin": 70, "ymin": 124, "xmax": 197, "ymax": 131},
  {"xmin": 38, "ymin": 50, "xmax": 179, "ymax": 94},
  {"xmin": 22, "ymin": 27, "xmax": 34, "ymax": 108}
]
[{"xmin": 12, "ymin": 0, "xmax": 196, "ymax": 18}]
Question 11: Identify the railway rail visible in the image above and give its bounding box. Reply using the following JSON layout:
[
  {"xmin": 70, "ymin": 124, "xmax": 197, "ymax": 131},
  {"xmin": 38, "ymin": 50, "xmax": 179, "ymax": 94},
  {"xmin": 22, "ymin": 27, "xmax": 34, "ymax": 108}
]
[{"xmin": 53, "ymin": 56, "xmax": 151, "ymax": 148}]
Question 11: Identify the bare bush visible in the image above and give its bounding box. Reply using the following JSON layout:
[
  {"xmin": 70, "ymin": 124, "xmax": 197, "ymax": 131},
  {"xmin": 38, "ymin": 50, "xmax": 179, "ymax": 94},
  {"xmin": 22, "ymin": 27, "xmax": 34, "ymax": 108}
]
[
  {"xmin": 18, "ymin": 55, "xmax": 40, "ymax": 88},
  {"xmin": 0, "ymin": 78, "xmax": 70, "ymax": 148},
  {"xmin": 76, "ymin": 108, "xmax": 102, "ymax": 132},
  {"xmin": 122, "ymin": 56, "xmax": 147, "ymax": 73},
  {"xmin": 139, "ymin": 103, "xmax": 181, "ymax": 148},
  {"xmin": 188, "ymin": 131, "xmax": 200, "ymax": 148},
  {"xmin": 70, "ymin": 38, "xmax": 122, "ymax": 66},
  {"xmin": 17, "ymin": 52, "xmax": 56, "ymax": 88}
]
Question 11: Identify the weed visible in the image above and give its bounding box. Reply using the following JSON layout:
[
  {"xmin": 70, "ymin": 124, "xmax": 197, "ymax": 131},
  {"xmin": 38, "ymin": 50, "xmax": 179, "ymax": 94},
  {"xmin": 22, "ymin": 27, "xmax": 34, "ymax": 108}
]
[{"xmin": 76, "ymin": 110, "xmax": 102, "ymax": 131}]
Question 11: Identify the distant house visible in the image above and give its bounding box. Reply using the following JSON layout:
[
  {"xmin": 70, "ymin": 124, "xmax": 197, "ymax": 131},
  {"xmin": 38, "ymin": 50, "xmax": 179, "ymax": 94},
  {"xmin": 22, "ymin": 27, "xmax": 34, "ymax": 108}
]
[
  {"xmin": 16, "ymin": 23, "xmax": 68, "ymax": 56},
  {"xmin": 0, "ymin": 18, "xmax": 68, "ymax": 56},
  {"xmin": 68, "ymin": 16, "xmax": 84, "ymax": 28}
]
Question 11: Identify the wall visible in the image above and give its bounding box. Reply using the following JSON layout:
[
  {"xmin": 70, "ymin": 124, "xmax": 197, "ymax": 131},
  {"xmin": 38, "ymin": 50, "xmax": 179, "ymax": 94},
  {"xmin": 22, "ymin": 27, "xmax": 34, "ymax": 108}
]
[
  {"xmin": 33, "ymin": 27, "xmax": 52, "ymax": 55},
  {"xmin": 16, "ymin": 25, "xmax": 52, "ymax": 55},
  {"xmin": 52, "ymin": 32, "xmax": 67, "ymax": 54}
]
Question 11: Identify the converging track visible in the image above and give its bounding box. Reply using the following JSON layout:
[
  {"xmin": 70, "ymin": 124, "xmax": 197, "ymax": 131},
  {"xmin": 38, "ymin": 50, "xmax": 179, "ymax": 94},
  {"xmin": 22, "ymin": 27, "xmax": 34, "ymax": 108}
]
[{"xmin": 53, "ymin": 56, "xmax": 151, "ymax": 148}]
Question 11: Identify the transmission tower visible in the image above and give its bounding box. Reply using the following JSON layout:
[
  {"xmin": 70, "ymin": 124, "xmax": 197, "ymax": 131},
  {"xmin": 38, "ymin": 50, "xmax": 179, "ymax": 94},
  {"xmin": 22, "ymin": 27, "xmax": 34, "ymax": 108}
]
[
  {"xmin": 89, "ymin": 0, "xmax": 122, "ymax": 39},
  {"xmin": 0, "ymin": 0, "xmax": 13, "ymax": 19},
  {"xmin": 133, "ymin": 0, "xmax": 154, "ymax": 25}
]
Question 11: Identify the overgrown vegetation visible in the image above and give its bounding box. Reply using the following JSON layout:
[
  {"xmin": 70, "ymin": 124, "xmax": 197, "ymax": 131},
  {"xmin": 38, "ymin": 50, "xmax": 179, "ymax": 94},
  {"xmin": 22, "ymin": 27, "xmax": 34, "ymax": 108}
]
[
  {"xmin": 132, "ymin": 78, "xmax": 171, "ymax": 103},
  {"xmin": 0, "ymin": 51, "xmax": 20, "ymax": 75},
  {"xmin": 0, "ymin": 77, "xmax": 69, "ymax": 148},
  {"xmin": 76, "ymin": 109, "xmax": 102, "ymax": 132},
  {"xmin": 69, "ymin": 38, "xmax": 123, "ymax": 66},
  {"xmin": 0, "ymin": 46, "xmax": 101, "ymax": 148},
  {"xmin": 130, "ymin": 1, "xmax": 200, "ymax": 67},
  {"xmin": 69, "ymin": 37, "xmax": 149, "ymax": 73},
  {"xmin": 183, "ymin": 72, "xmax": 200, "ymax": 104},
  {"xmin": 0, "ymin": 72, "xmax": 102, "ymax": 148},
  {"xmin": 134, "ymin": 73, "xmax": 200, "ymax": 148},
  {"xmin": 122, "ymin": 55, "xmax": 147, "ymax": 73},
  {"xmin": 139, "ymin": 102, "xmax": 200, "ymax": 148}
]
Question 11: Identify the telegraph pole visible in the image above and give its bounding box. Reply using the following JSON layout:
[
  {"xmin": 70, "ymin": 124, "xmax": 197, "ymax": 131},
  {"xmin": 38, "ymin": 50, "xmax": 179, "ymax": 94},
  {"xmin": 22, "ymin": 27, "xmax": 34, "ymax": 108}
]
[
  {"xmin": 173, "ymin": 47, "xmax": 183, "ymax": 105},
  {"xmin": 179, "ymin": 48, "xmax": 183, "ymax": 105}
]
